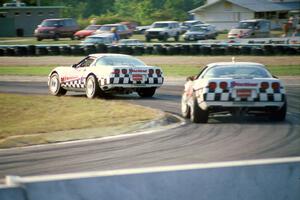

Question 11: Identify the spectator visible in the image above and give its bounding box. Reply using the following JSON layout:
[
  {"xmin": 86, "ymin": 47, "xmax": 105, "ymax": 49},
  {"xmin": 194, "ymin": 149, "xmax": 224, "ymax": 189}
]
[{"xmin": 111, "ymin": 27, "xmax": 120, "ymax": 43}]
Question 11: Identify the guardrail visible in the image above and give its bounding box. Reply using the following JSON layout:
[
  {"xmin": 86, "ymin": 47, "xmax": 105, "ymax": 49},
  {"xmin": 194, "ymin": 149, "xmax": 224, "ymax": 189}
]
[
  {"xmin": 0, "ymin": 42, "xmax": 299, "ymax": 56},
  {"xmin": 0, "ymin": 157, "xmax": 299, "ymax": 200}
]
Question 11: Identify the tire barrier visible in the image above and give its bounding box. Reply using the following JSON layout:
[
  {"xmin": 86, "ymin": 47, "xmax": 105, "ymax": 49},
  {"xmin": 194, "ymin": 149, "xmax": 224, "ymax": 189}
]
[
  {"xmin": 35, "ymin": 46, "xmax": 48, "ymax": 56},
  {"xmin": 132, "ymin": 46, "xmax": 144, "ymax": 55},
  {"xmin": 240, "ymin": 46, "xmax": 252, "ymax": 55},
  {"xmin": 70, "ymin": 45, "xmax": 84, "ymax": 55},
  {"xmin": 0, "ymin": 48, "xmax": 4, "ymax": 56},
  {"xmin": 83, "ymin": 45, "xmax": 97, "ymax": 55},
  {"xmin": 0, "ymin": 44, "xmax": 299, "ymax": 56},
  {"xmin": 47, "ymin": 46, "xmax": 60, "ymax": 55},
  {"xmin": 200, "ymin": 46, "xmax": 211, "ymax": 55},
  {"xmin": 119, "ymin": 45, "xmax": 133, "ymax": 55},
  {"xmin": 27, "ymin": 45, "xmax": 36, "ymax": 56},
  {"xmin": 95, "ymin": 44, "xmax": 107, "ymax": 53},
  {"xmin": 60, "ymin": 46, "xmax": 71, "ymax": 55},
  {"xmin": 107, "ymin": 45, "xmax": 120, "ymax": 54}
]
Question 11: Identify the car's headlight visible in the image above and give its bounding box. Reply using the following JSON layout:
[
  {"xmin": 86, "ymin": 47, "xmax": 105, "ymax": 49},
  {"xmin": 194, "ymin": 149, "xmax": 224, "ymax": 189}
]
[{"xmin": 34, "ymin": 30, "xmax": 38, "ymax": 34}]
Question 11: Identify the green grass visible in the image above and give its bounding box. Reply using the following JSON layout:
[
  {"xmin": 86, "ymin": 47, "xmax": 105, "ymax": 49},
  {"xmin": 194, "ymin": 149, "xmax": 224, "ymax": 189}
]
[
  {"xmin": 0, "ymin": 93, "xmax": 161, "ymax": 148},
  {"xmin": 0, "ymin": 65, "xmax": 299, "ymax": 77}
]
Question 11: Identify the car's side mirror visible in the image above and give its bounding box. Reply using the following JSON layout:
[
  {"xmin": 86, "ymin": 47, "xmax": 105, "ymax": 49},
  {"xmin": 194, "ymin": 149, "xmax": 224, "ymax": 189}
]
[
  {"xmin": 186, "ymin": 76, "xmax": 195, "ymax": 81},
  {"xmin": 71, "ymin": 64, "xmax": 77, "ymax": 68}
]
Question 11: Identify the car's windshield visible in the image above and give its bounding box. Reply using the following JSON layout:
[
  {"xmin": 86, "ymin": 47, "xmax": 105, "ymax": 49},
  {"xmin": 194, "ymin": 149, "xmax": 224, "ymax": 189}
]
[
  {"xmin": 85, "ymin": 25, "xmax": 100, "ymax": 30},
  {"xmin": 152, "ymin": 23, "xmax": 169, "ymax": 28},
  {"xmin": 40, "ymin": 20, "xmax": 62, "ymax": 27},
  {"xmin": 96, "ymin": 56, "xmax": 146, "ymax": 67},
  {"xmin": 83, "ymin": 37, "xmax": 108, "ymax": 44},
  {"xmin": 203, "ymin": 65, "xmax": 271, "ymax": 79},
  {"xmin": 99, "ymin": 26, "xmax": 116, "ymax": 31},
  {"xmin": 190, "ymin": 26, "xmax": 208, "ymax": 32},
  {"xmin": 236, "ymin": 22, "xmax": 256, "ymax": 29}
]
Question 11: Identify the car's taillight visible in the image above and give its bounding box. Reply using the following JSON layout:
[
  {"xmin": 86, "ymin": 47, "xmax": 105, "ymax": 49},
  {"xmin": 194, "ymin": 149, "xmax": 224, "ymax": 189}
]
[
  {"xmin": 155, "ymin": 69, "xmax": 161, "ymax": 75},
  {"xmin": 208, "ymin": 82, "xmax": 217, "ymax": 91},
  {"xmin": 219, "ymin": 81, "xmax": 227, "ymax": 90},
  {"xmin": 121, "ymin": 69, "xmax": 127, "ymax": 74},
  {"xmin": 261, "ymin": 82, "xmax": 269, "ymax": 90},
  {"xmin": 272, "ymin": 82, "xmax": 280, "ymax": 90},
  {"xmin": 149, "ymin": 69, "xmax": 154, "ymax": 75},
  {"xmin": 113, "ymin": 69, "xmax": 120, "ymax": 74}
]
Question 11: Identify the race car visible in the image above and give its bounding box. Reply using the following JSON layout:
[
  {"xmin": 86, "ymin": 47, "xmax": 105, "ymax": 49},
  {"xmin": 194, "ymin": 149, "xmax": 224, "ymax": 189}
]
[
  {"xmin": 181, "ymin": 61, "xmax": 287, "ymax": 123},
  {"xmin": 48, "ymin": 54, "xmax": 164, "ymax": 98}
]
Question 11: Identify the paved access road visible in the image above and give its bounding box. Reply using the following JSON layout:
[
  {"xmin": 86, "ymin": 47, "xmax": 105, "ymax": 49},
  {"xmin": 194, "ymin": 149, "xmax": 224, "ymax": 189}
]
[{"xmin": 0, "ymin": 79, "xmax": 299, "ymax": 177}]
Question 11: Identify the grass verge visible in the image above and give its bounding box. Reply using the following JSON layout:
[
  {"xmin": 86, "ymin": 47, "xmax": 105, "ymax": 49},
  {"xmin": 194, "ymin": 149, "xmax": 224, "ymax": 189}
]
[
  {"xmin": 0, "ymin": 64, "xmax": 299, "ymax": 77},
  {"xmin": 0, "ymin": 93, "xmax": 163, "ymax": 148}
]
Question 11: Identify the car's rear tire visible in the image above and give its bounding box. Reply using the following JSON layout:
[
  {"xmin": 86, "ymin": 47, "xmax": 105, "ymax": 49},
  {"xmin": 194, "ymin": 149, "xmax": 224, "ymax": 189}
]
[
  {"xmin": 190, "ymin": 95, "xmax": 208, "ymax": 123},
  {"xmin": 49, "ymin": 73, "xmax": 67, "ymax": 96},
  {"xmin": 181, "ymin": 93, "xmax": 190, "ymax": 118},
  {"xmin": 174, "ymin": 33, "xmax": 179, "ymax": 42},
  {"xmin": 37, "ymin": 37, "xmax": 42, "ymax": 41},
  {"xmin": 86, "ymin": 75, "xmax": 100, "ymax": 99},
  {"xmin": 146, "ymin": 36, "xmax": 151, "ymax": 42},
  {"xmin": 137, "ymin": 88, "xmax": 156, "ymax": 98},
  {"xmin": 269, "ymin": 101, "xmax": 287, "ymax": 121},
  {"xmin": 53, "ymin": 33, "xmax": 59, "ymax": 41}
]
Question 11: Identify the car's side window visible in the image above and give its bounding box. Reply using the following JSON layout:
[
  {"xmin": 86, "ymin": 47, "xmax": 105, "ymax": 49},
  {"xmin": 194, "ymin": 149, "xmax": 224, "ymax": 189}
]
[{"xmin": 77, "ymin": 57, "xmax": 95, "ymax": 68}]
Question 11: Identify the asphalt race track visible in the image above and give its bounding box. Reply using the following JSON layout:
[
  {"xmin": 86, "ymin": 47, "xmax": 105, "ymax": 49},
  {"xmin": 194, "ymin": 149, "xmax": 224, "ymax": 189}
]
[{"xmin": 0, "ymin": 79, "xmax": 299, "ymax": 178}]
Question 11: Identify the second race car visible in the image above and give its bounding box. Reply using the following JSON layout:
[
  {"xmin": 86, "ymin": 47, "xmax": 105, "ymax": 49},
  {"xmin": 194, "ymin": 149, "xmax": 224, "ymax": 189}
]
[{"xmin": 181, "ymin": 61, "xmax": 287, "ymax": 123}]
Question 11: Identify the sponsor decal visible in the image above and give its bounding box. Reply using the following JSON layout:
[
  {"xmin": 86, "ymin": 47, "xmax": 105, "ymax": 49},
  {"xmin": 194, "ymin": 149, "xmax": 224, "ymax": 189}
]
[
  {"xmin": 132, "ymin": 74, "xmax": 143, "ymax": 81},
  {"xmin": 129, "ymin": 69, "xmax": 147, "ymax": 73},
  {"xmin": 236, "ymin": 89, "xmax": 252, "ymax": 98},
  {"xmin": 230, "ymin": 81, "xmax": 258, "ymax": 88},
  {"xmin": 61, "ymin": 76, "xmax": 79, "ymax": 82}
]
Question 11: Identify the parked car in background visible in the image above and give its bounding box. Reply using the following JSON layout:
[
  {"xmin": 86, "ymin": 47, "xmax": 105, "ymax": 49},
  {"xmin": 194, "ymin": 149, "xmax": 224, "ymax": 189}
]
[
  {"xmin": 80, "ymin": 34, "xmax": 114, "ymax": 45},
  {"xmin": 134, "ymin": 25, "xmax": 151, "ymax": 34},
  {"xmin": 183, "ymin": 24, "xmax": 218, "ymax": 41},
  {"xmin": 34, "ymin": 18, "xmax": 79, "ymax": 41},
  {"xmin": 119, "ymin": 39, "xmax": 144, "ymax": 46},
  {"xmin": 94, "ymin": 24, "xmax": 132, "ymax": 39},
  {"xmin": 228, "ymin": 19, "xmax": 271, "ymax": 39},
  {"xmin": 120, "ymin": 21, "xmax": 138, "ymax": 32},
  {"xmin": 180, "ymin": 20, "xmax": 204, "ymax": 33},
  {"xmin": 145, "ymin": 21, "xmax": 181, "ymax": 42},
  {"xmin": 74, "ymin": 25, "xmax": 102, "ymax": 40}
]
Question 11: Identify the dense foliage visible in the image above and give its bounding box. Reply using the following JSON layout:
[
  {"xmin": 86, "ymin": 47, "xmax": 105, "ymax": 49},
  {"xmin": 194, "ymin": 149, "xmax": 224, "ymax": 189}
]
[{"xmin": 1, "ymin": 0, "xmax": 205, "ymax": 25}]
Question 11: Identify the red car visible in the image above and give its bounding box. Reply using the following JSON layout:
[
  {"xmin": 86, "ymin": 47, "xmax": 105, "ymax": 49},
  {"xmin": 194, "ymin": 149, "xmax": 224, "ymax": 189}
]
[{"xmin": 74, "ymin": 25, "xmax": 102, "ymax": 40}]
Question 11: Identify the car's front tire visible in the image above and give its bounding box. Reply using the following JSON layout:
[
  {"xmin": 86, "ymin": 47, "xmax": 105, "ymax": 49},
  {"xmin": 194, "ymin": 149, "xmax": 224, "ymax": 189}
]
[
  {"xmin": 190, "ymin": 95, "xmax": 208, "ymax": 123},
  {"xmin": 181, "ymin": 93, "xmax": 190, "ymax": 118},
  {"xmin": 49, "ymin": 73, "xmax": 67, "ymax": 96},
  {"xmin": 137, "ymin": 88, "xmax": 156, "ymax": 98},
  {"xmin": 86, "ymin": 75, "xmax": 100, "ymax": 99}
]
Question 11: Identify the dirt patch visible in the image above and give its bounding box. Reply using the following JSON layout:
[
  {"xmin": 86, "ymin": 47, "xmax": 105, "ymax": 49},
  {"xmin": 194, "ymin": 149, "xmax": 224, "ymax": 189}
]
[{"xmin": 0, "ymin": 56, "xmax": 299, "ymax": 66}]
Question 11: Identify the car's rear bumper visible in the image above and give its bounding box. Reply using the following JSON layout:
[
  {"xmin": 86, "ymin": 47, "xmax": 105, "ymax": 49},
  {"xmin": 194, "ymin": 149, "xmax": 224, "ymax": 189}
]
[
  {"xmin": 100, "ymin": 83, "xmax": 163, "ymax": 91},
  {"xmin": 199, "ymin": 101, "xmax": 285, "ymax": 110}
]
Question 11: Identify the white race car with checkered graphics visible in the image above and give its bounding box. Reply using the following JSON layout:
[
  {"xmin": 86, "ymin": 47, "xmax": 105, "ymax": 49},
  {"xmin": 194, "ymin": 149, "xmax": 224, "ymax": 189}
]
[
  {"xmin": 181, "ymin": 62, "xmax": 287, "ymax": 123},
  {"xmin": 48, "ymin": 54, "xmax": 164, "ymax": 98}
]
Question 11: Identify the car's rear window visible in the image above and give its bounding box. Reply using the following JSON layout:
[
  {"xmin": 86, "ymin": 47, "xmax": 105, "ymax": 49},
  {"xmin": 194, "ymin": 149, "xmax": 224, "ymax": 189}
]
[
  {"xmin": 203, "ymin": 65, "xmax": 271, "ymax": 79},
  {"xmin": 96, "ymin": 56, "xmax": 146, "ymax": 67},
  {"xmin": 41, "ymin": 20, "xmax": 63, "ymax": 27}
]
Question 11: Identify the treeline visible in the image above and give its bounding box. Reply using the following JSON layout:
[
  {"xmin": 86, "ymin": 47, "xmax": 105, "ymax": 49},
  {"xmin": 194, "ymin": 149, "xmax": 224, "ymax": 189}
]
[{"xmin": 1, "ymin": 0, "xmax": 205, "ymax": 25}]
